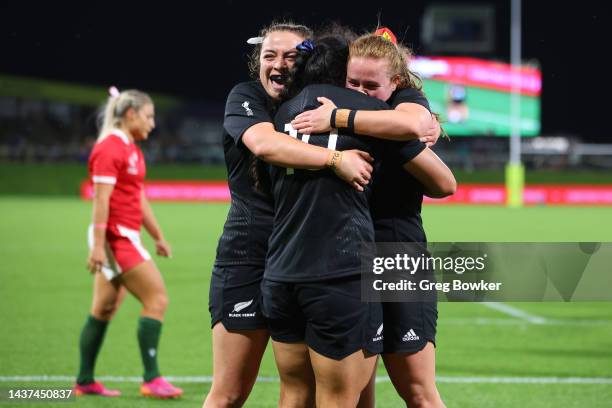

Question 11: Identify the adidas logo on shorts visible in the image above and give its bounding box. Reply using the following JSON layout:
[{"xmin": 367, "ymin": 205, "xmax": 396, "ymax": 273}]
[
  {"xmin": 402, "ymin": 329, "xmax": 420, "ymax": 342},
  {"xmin": 229, "ymin": 299, "xmax": 256, "ymax": 318},
  {"xmin": 372, "ymin": 323, "xmax": 384, "ymax": 342}
]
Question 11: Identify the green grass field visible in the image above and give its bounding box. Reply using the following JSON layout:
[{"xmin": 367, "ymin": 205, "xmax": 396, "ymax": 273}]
[{"xmin": 1, "ymin": 198, "xmax": 612, "ymax": 407}]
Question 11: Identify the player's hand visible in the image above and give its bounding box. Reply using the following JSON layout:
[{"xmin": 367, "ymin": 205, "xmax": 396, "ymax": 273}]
[
  {"xmin": 155, "ymin": 239, "xmax": 172, "ymax": 258},
  {"xmin": 334, "ymin": 149, "xmax": 374, "ymax": 192},
  {"xmin": 419, "ymin": 115, "xmax": 441, "ymax": 147},
  {"xmin": 87, "ymin": 246, "xmax": 107, "ymax": 274},
  {"xmin": 291, "ymin": 97, "xmax": 337, "ymax": 134}
]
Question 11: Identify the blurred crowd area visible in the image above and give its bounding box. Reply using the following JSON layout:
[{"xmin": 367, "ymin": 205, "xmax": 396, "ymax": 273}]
[
  {"xmin": 1, "ymin": 95, "xmax": 611, "ymax": 171},
  {"xmin": 0, "ymin": 96, "xmax": 225, "ymax": 165}
]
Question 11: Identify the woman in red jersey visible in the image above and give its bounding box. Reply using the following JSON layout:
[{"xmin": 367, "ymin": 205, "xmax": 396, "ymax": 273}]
[{"xmin": 74, "ymin": 88, "xmax": 182, "ymax": 399}]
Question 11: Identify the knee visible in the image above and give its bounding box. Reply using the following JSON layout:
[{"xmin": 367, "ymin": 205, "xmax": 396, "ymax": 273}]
[
  {"xmin": 279, "ymin": 383, "xmax": 315, "ymax": 408},
  {"xmin": 403, "ymin": 385, "xmax": 442, "ymax": 408},
  {"xmin": 157, "ymin": 293, "xmax": 169, "ymax": 312},
  {"xmin": 221, "ymin": 393, "xmax": 247, "ymax": 408},
  {"xmin": 279, "ymin": 394, "xmax": 314, "ymax": 408},
  {"xmin": 145, "ymin": 292, "xmax": 169, "ymax": 316},
  {"xmin": 92, "ymin": 303, "xmax": 118, "ymax": 321},
  {"xmin": 205, "ymin": 388, "xmax": 248, "ymax": 408}
]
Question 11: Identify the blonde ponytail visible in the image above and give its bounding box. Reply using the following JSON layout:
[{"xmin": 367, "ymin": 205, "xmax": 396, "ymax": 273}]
[{"xmin": 97, "ymin": 89, "xmax": 153, "ymax": 142}]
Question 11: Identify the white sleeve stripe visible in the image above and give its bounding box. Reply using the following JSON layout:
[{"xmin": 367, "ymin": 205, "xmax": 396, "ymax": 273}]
[{"xmin": 92, "ymin": 176, "xmax": 117, "ymax": 184}]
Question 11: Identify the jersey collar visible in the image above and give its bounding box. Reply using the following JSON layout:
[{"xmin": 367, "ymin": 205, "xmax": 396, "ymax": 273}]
[{"xmin": 111, "ymin": 128, "xmax": 131, "ymax": 145}]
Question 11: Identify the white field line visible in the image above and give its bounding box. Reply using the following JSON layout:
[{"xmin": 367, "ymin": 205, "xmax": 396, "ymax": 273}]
[
  {"xmin": 481, "ymin": 302, "xmax": 548, "ymax": 324},
  {"xmin": 478, "ymin": 303, "xmax": 612, "ymax": 326},
  {"xmin": 1, "ymin": 375, "xmax": 611, "ymax": 385},
  {"xmin": 436, "ymin": 376, "xmax": 612, "ymax": 384},
  {"xmin": 440, "ymin": 317, "xmax": 612, "ymax": 326}
]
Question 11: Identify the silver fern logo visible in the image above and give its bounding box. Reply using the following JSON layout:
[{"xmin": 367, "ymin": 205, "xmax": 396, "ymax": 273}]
[
  {"xmin": 373, "ymin": 323, "xmax": 384, "ymax": 342},
  {"xmin": 233, "ymin": 299, "xmax": 253, "ymax": 313}
]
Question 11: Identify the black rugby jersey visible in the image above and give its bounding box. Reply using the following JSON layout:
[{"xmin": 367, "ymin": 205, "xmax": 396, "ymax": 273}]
[
  {"xmin": 265, "ymin": 84, "xmax": 393, "ymax": 282},
  {"xmin": 214, "ymin": 81, "xmax": 275, "ymax": 266},
  {"xmin": 370, "ymin": 88, "xmax": 430, "ymax": 243}
]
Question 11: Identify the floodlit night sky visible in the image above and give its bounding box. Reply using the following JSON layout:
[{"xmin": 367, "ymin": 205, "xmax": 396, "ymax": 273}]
[{"xmin": 1, "ymin": 1, "xmax": 609, "ymax": 139}]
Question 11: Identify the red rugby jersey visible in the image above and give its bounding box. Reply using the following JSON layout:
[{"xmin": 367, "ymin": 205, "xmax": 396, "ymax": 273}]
[{"xmin": 88, "ymin": 129, "xmax": 146, "ymax": 230}]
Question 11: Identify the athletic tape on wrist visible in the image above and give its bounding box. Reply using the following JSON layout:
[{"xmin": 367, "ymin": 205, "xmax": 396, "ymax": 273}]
[
  {"xmin": 347, "ymin": 110, "xmax": 357, "ymax": 133},
  {"xmin": 335, "ymin": 109, "xmax": 350, "ymax": 129},
  {"xmin": 330, "ymin": 108, "xmax": 338, "ymax": 128}
]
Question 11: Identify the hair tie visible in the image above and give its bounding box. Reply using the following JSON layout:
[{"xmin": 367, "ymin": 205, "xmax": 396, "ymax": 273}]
[
  {"xmin": 247, "ymin": 36, "xmax": 264, "ymax": 45},
  {"xmin": 296, "ymin": 39, "xmax": 315, "ymax": 52},
  {"xmin": 374, "ymin": 27, "xmax": 397, "ymax": 44},
  {"xmin": 108, "ymin": 86, "xmax": 120, "ymax": 98}
]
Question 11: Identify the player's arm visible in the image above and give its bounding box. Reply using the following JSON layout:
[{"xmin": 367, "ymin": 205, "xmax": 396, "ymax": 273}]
[
  {"xmin": 353, "ymin": 102, "xmax": 434, "ymax": 140},
  {"xmin": 88, "ymin": 183, "xmax": 113, "ymax": 273},
  {"xmin": 141, "ymin": 190, "xmax": 171, "ymax": 258},
  {"xmin": 243, "ymin": 122, "xmax": 332, "ymax": 168},
  {"xmin": 291, "ymin": 97, "xmax": 435, "ymax": 141},
  {"xmin": 403, "ymin": 148, "xmax": 456, "ymax": 198},
  {"xmin": 225, "ymin": 83, "xmax": 373, "ymax": 190},
  {"xmin": 242, "ymin": 122, "xmax": 374, "ymax": 191}
]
